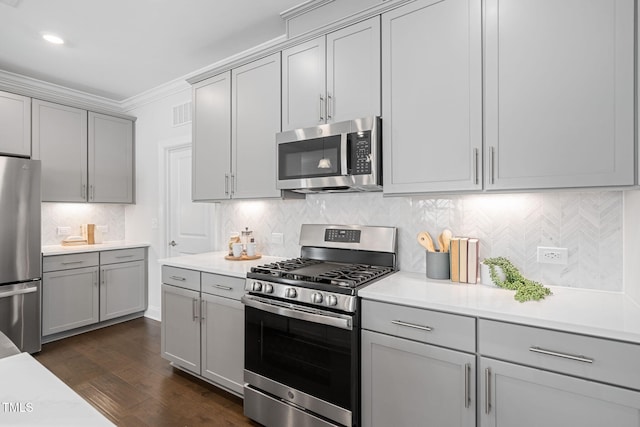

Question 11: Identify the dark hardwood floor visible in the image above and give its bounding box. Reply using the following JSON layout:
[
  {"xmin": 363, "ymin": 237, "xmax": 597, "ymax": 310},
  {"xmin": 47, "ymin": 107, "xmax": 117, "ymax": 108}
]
[{"xmin": 34, "ymin": 317, "xmax": 259, "ymax": 427}]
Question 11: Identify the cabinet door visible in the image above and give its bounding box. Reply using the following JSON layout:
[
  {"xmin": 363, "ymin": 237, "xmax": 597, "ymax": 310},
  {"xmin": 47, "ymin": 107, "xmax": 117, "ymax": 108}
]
[
  {"xmin": 192, "ymin": 72, "xmax": 231, "ymax": 201},
  {"xmin": 382, "ymin": 0, "xmax": 482, "ymax": 194},
  {"xmin": 161, "ymin": 284, "xmax": 201, "ymax": 374},
  {"xmin": 281, "ymin": 36, "xmax": 326, "ymax": 130},
  {"xmin": 326, "ymin": 16, "xmax": 381, "ymax": 123},
  {"xmin": 484, "ymin": 0, "xmax": 635, "ymax": 190},
  {"xmin": 201, "ymin": 293, "xmax": 244, "ymax": 395},
  {"xmin": 361, "ymin": 330, "xmax": 475, "ymax": 427},
  {"xmin": 32, "ymin": 100, "xmax": 88, "ymax": 202},
  {"xmin": 88, "ymin": 112, "xmax": 134, "ymax": 203},
  {"xmin": 231, "ymin": 53, "xmax": 282, "ymax": 199},
  {"xmin": 0, "ymin": 91, "xmax": 31, "ymax": 157},
  {"xmin": 42, "ymin": 266, "xmax": 99, "ymax": 336},
  {"xmin": 480, "ymin": 358, "xmax": 640, "ymax": 427},
  {"xmin": 100, "ymin": 260, "xmax": 146, "ymax": 321}
]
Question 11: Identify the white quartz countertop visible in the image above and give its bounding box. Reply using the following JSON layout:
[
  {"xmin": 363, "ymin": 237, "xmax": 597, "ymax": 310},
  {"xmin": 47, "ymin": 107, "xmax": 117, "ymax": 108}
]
[
  {"xmin": 42, "ymin": 241, "xmax": 150, "ymax": 256},
  {"xmin": 158, "ymin": 251, "xmax": 286, "ymax": 278},
  {"xmin": 0, "ymin": 353, "xmax": 114, "ymax": 426},
  {"xmin": 359, "ymin": 271, "xmax": 640, "ymax": 344}
]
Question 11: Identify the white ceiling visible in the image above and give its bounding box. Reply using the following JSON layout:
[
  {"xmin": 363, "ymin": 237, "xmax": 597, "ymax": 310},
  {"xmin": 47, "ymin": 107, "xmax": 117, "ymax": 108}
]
[{"xmin": 0, "ymin": 0, "xmax": 303, "ymax": 101}]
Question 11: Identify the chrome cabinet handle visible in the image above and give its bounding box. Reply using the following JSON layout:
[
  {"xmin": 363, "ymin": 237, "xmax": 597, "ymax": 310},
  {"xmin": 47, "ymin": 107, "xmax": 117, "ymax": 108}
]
[
  {"xmin": 224, "ymin": 174, "xmax": 229, "ymax": 195},
  {"xmin": 115, "ymin": 255, "xmax": 134, "ymax": 259},
  {"xmin": 214, "ymin": 284, "xmax": 233, "ymax": 291},
  {"xmin": 61, "ymin": 261, "xmax": 84, "ymax": 265},
  {"xmin": 464, "ymin": 363, "xmax": 471, "ymax": 408},
  {"xmin": 169, "ymin": 275, "xmax": 186, "ymax": 281},
  {"xmin": 231, "ymin": 174, "xmax": 236, "ymax": 194},
  {"xmin": 327, "ymin": 92, "xmax": 333, "ymax": 120},
  {"xmin": 489, "ymin": 146, "xmax": 495, "ymax": 184},
  {"xmin": 192, "ymin": 298, "xmax": 199, "ymax": 321},
  {"xmin": 200, "ymin": 299, "xmax": 206, "ymax": 322},
  {"xmin": 473, "ymin": 148, "xmax": 479, "ymax": 185},
  {"xmin": 81, "ymin": 184, "xmax": 86, "ymax": 199},
  {"xmin": 93, "ymin": 271, "xmax": 98, "ymax": 287},
  {"xmin": 485, "ymin": 367, "xmax": 491, "ymax": 414},
  {"xmin": 101, "ymin": 270, "xmax": 105, "ymax": 285},
  {"xmin": 529, "ymin": 346, "xmax": 594, "ymax": 364},
  {"xmin": 391, "ymin": 320, "xmax": 433, "ymax": 332},
  {"xmin": 319, "ymin": 94, "xmax": 325, "ymax": 122},
  {"xmin": 169, "ymin": 240, "xmax": 177, "ymax": 247},
  {"xmin": 89, "ymin": 184, "xmax": 94, "ymax": 201}
]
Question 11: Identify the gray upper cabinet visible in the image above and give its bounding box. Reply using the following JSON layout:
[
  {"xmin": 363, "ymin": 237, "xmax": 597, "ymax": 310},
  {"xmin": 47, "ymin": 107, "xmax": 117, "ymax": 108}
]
[
  {"xmin": 192, "ymin": 71, "xmax": 231, "ymax": 201},
  {"xmin": 32, "ymin": 99, "xmax": 135, "ymax": 203},
  {"xmin": 231, "ymin": 53, "xmax": 282, "ymax": 199},
  {"xmin": 88, "ymin": 112, "xmax": 134, "ymax": 203},
  {"xmin": 282, "ymin": 16, "xmax": 381, "ymax": 131},
  {"xmin": 192, "ymin": 53, "xmax": 281, "ymax": 201},
  {"xmin": 32, "ymin": 99, "xmax": 88, "ymax": 202},
  {"xmin": 484, "ymin": 0, "xmax": 635, "ymax": 190},
  {"xmin": 0, "ymin": 91, "xmax": 31, "ymax": 157},
  {"xmin": 382, "ymin": 0, "xmax": 482, "ymax": 195}
]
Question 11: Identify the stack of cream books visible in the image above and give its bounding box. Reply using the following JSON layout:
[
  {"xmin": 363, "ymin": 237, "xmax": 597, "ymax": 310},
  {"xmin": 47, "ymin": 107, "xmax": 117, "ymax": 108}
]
[{"xmin": 449, "ymin": 237, "xmax": 479, "ymax": 284}]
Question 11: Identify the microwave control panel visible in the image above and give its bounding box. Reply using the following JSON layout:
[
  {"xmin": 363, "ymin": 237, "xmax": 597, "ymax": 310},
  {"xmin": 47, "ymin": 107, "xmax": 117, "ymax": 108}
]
[{"xmin": 348, "ymin": 130, "xmax": 372, "ymax": 175}]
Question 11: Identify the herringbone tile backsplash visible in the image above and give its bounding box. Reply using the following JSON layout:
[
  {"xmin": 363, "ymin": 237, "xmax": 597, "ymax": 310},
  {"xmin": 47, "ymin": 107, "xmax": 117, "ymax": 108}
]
[{"xmin": 220, "ymin": 191, "xmax": 623, "ymax": 291}]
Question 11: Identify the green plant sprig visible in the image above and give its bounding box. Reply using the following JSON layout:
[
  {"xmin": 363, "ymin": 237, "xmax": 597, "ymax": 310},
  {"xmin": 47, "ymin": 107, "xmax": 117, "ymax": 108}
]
[{"xmin": 483, "ymin": 256, "xmax": 552, "ymax": 303}]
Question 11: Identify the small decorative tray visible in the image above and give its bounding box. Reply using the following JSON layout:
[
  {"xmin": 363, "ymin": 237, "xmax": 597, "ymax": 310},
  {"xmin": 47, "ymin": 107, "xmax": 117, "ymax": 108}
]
[{"xmin": 224, "ymin": 254, "xmax": 262, "ymax": 261}]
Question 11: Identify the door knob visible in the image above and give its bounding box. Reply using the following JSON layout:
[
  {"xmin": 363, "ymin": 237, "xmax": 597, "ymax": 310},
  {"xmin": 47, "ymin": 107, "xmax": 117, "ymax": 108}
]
[{"xmin": 169, "ymin": 240, "xmax": 177, "ymax": 247}]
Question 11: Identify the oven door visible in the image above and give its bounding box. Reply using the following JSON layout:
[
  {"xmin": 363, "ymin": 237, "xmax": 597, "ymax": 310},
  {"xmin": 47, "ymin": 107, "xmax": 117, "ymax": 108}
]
[{"xmin": 242, "ymin": 295, "xmax": 358, "ymax": 427}]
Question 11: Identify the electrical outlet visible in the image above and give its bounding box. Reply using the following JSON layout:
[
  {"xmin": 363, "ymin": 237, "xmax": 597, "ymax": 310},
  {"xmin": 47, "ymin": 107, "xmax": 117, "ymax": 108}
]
[
  {"xmin": 537, "ymin": 246, "xmax": 568, "ymax": 265},
  {"xmin": 271, "ymin": 232, "xmax": 284, "ymax": 245},
  {"xmin": 56, "ymin": 226, "xmax": 71, "ymax": 235}
]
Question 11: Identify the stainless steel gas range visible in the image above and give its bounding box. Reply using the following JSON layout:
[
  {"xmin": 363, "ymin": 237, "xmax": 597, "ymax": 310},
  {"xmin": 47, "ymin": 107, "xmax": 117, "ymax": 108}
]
[{"xmin": 242, "ymin": 224, "xmax": 397, "ymax": 427}]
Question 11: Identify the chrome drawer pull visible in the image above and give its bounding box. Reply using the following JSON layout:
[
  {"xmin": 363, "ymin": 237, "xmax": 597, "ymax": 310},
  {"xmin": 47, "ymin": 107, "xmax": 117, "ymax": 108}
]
[
  {"xmin": 213, "ymin": 284, "xmax": 233, "ymax": 291},
  {"xmin": 61, "ymin": 261, "xmax": 84, "ymax": 265},
  {"xmin": 529, "ymin": 346, "xmax": 594, "ymax": 364},
  {"xmin": 169, "ymin": 275, "xmax": 186, "ymax": 281},
  {"xmin": 115, "ymin": 255, "xmax": 134, "ymax": 259},
  {"xmin": 391, "ymin": 320, "xmax": 433, "ymax": 332}
]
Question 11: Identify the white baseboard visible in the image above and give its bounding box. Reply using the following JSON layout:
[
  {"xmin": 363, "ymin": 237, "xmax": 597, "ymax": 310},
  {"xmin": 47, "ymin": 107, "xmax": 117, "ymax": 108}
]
[{"xmin": 144, "ymin": 305, "xmax": 161, "ymax": 322}]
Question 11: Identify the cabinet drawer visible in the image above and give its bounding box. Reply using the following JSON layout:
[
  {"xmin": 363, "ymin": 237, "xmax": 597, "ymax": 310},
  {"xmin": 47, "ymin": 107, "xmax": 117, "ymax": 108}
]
[
  {"xmin": 43, "ymin": 252, "xmax": 99, "ymax": 272},
  {"xmin": 100, "ymin": 247, "xmax": 145, "ymax": 265},
  {"xmin": 201, "ymin": 273, "xmax": 245, "ymax": 301},
  {"xmin": 479, "ymin": 319, "xmax": 640, "ymax": 390},
  {"xmin": 162, "ymin": 266, "xmax": 200, "ymax": 292},
  {"xmin": 362, "ymin": 300, "xmax": 476, "ymax": 353}
]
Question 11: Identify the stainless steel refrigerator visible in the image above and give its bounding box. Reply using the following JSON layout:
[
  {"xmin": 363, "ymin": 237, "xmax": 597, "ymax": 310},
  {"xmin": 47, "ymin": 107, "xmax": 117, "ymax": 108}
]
[{"xmin": 0, "ymin": 156, "xmax": 41, "ymax": 353}]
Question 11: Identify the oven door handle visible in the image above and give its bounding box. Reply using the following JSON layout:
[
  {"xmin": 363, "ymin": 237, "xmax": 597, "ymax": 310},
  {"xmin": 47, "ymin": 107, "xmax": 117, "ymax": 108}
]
[
  {"xmin": 340, "ymin": 133, "xmax": 348, "ymax": 176},
  {"xmin": 241, "ymin": 295, "xmax": 353, "ymax": 331}
]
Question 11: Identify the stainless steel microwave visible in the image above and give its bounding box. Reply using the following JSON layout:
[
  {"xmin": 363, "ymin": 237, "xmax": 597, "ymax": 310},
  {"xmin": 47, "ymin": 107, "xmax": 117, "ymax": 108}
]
[{"xmin": 276, "ymin": 116, "xmax": 382, "ymax": 193}]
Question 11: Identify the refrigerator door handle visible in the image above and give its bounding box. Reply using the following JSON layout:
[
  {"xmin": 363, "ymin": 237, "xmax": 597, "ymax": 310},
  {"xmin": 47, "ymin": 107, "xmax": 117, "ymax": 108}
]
[{"xmin": 0, "ymin": 285, "xmax": 38, "ymax": 299}]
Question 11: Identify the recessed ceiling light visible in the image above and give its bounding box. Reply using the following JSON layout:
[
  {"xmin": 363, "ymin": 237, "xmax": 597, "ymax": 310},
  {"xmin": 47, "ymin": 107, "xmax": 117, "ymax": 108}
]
[{"xmin": 42, "ymin": 34, "xmax": 64, "ymax": 45}]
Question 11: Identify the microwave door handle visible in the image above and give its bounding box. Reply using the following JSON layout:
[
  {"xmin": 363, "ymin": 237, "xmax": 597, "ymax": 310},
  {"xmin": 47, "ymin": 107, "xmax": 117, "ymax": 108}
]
[{"xmin": 340, "ymin": 133, "xmax": 348, "ymax": 175}]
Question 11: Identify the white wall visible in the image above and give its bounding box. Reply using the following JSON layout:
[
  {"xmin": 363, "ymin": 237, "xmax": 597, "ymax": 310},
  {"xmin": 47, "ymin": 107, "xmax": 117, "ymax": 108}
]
[{"xmin": 124, "ymin": 85, "xmax": 193, "ymax": 320}]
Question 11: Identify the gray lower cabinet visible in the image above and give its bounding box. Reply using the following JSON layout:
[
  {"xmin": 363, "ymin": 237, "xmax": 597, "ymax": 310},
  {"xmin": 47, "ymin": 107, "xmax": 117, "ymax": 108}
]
[
  {"xmin": 42, "ymin": 248, "xmax": 148, "ymax": 339},
  {"xmin": 161, "ymin": 266, "xmax": 245, "ymax": 396},
  {"xmin": 361, "ymin": 300, "xmax": 476, "ymax": 427},
  {"xmin": 99, "ymin": 248, "xmax": 147, "ymax": 321},
  {"xmin": 43, "ymin": 265, "xmax": 100, "ymax": 336},
  {"xmin": 479, "ymin": 319, "xmax": 640, "ymax": 427}
]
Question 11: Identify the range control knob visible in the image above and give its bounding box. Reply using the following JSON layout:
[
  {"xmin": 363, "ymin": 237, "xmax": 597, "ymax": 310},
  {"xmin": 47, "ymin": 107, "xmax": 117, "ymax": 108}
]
[
  {"xmin": 326, "ymin": 295, "xmax": 338, "ymax": 306},
  {"xmin": 285, "ymin": 288, "xmax": 298, "ymax": 299},
  {"xmin": 311, "ymin": 292, "xmax": 323, "ymax": 304},
  {"xmin": 263, "ymin": 283, "xmax": 274, "ymax": 294},
  {"xmin": 252, "ymin": 281, "xmax": 262, "ymax": 292}
]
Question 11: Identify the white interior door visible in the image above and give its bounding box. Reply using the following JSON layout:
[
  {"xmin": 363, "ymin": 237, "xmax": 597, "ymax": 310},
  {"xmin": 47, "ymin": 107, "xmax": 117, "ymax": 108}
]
[{"xmin": 167, "ymin": 145, "xmax": 215, "ymax": 256}]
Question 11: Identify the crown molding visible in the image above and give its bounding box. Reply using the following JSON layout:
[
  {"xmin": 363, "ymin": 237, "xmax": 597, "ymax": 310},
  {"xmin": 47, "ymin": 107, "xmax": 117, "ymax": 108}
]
[
  {"xmin": 0, "ymin": 69, "xmax": 126, "ymax": 115},
  {"xmin": 280, "ymin": 0, "xmax": 334, "ymax": 20}
]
